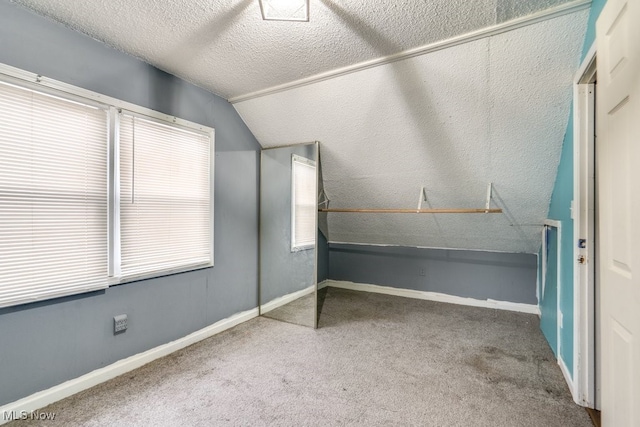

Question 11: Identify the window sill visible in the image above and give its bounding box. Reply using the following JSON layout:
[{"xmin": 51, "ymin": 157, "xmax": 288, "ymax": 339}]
[{"xmin": 110, "ymin": 262, "xmax": 214, "ymax": 286}]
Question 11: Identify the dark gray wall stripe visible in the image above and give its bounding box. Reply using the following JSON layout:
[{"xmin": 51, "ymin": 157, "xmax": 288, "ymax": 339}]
[
  {"xmin": 329, "ymin": 244, "xmax": 537, "ymax": 304},
  {"xmin": 317, "ymin": 229, "xmax": 330, "ymax": 283}
]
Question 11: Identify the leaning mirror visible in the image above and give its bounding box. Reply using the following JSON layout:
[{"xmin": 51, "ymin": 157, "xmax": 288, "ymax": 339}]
[{"xmin": 259, "ymin": 142, "xmax": 318, "ymax": 328}]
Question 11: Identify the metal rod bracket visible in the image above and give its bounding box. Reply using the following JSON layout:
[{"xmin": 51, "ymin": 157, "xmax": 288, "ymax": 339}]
[
  {"xmin": 417, "ymin": 186, "xmax": 428, "ymax": 212},
  {"xmin": 485, "ymin": 183, "xmax": 493, "ymax": 213}
]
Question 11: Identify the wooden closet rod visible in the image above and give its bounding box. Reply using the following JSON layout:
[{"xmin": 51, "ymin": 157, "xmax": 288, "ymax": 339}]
[{"xmin": 319, "ymin": 208, "xmax": 503, "ymax": 214}]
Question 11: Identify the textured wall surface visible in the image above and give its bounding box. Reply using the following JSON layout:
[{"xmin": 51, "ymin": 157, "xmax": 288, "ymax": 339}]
[
  {"xmin": 0, "ymin": 1, "xmax": 260, "ymax": 406},
  {"xmin": 236, "ymin": 11, "xmax": 588, "ymax": 254},
  {"xmin": 0, "ymin": 0, "xmax": 598, "ymax": 401},
  {"xmin": 10, "ymin": 0, "xmax": 588, "ymax": 255},
  {"xmin": 13, "ymin": 0, "xmax": 579, "ymax": 99},
  {"xmin": 329, "ymin": 244, "xmax": 538, "ymax": 304}
]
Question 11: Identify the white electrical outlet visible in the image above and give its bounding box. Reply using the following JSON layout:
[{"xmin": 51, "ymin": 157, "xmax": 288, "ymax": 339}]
[{"xmin": 114, "ymin": 314, "xmax": 127, "ymax": 334}]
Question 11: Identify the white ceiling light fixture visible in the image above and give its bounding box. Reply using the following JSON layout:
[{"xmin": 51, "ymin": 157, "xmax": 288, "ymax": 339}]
[{"xmin": 259, "ymin": 0, "xmax": 309, "ymax": 22}]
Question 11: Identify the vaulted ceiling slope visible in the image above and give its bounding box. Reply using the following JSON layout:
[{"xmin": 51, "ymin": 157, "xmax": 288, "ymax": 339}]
[
  {"xmin": 235, "ymin": 10, "xmax": 588, "ymax": 253},
  {"xmin": 12, "ymin": 0, "xmax": 589, "ymax": 254},
  {"xmin": 14, "ymin": 0, "xmax": 582, "ymax": 100}
]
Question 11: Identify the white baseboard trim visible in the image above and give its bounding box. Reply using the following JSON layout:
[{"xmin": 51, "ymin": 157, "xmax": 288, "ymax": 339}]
[
  {"xmin": 558, "ymin": 356, "xmax": 577, "ymax": 403},
  {"xmin": 0, "ymin": 307, "xmax": 259, "ymax": 425},
  {"xmin": 260, "ymin": 285, "xmax": 315, "ymax": 314},
  {"xmin": 325, "ymin": 280, "xmax": 540, "ymax": 315},
  {"xmin": 318, "ymin": 280, "xmax": 329, "ymax": 290}
]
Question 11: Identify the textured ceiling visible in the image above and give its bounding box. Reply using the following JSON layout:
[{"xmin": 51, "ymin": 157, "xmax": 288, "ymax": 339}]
[
  {"xmin": 14, "ymin": 0, "xmax": 578, "ymax": 99},
  {"xmin": 235, "ymin": 11, "xmax": 588, "ymax": 253},
  {"xmin": 12, "ymin": 0, "xmax": 589, "ymax": 253}
]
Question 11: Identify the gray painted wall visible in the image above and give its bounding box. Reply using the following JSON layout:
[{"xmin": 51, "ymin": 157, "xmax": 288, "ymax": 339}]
[
  {"xmin": 0, "ymin": 0, "xmax": 260, "ymax": 406},
  {"xmin": 260, "ymin": 144, "xmax": 316, "ymax": 305},
  {"xmin": 317, "ymin": 228, "xmax": 330, "ymax": 283},
  {"xmin": 329, "ymin": 244, "xmax": 537, "ymax": 304}
]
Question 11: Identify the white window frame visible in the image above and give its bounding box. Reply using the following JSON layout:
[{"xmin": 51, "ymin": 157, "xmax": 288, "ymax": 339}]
[
  {"xmin": 113, "ymin": 109, "xmax": 214, "ymax": 284},
  {"xmin": 0, "ymin": 62, "xmax": 215, "ymax": 305},
  {"xmin": 291, "ymin": 154, "xmax": 316, "ymax": 252},
  {"xmin": 0, "ymin": 75, "xmax": 111, "ymax": 308}
]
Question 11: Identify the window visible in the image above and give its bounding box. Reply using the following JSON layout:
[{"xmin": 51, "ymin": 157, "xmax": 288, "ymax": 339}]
[
  {"xmin": 0, "ymin": 80, "xmax": 109, "ymax": 308},
  {"xmin": 117, "ymin": 112, "xmax": 213, "ymax": 280},
  {"xmin": 0, "ymin": 67, "xmax": 214, "ymax": 308},
  {"xmin": 291, "ymin": 154, "xmax": 316, "ymax": 251}
]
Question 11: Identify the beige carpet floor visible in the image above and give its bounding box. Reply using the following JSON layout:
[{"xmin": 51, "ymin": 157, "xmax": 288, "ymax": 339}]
[{"xmin": 9, "ymin": 287, "xmax": 592, "ymax": 426}]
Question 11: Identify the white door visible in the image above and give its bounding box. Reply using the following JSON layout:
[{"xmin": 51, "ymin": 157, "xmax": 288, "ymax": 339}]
[{"xmin": 596, "ymin": 0, "xmax": 640, "ymax": 425}]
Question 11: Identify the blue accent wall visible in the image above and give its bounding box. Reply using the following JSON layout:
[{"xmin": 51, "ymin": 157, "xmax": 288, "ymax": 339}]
[
  {"xmin": 582, "ymin": 0, "xmax": 608, "ymax": 58},
  {"xmin": 541, "ymin": 0, "xmax": 608, "ymax": 378},
  {"xmin": 540, "ymin": 228, "xmax": 559, "ymax": 355},
  {"xmin": 542, "ymin": 116, "xmax": 574, "ymax": 369},
  {"xmin": 0, "ymin": 0, "xmax": 260, "ymax": 406}
]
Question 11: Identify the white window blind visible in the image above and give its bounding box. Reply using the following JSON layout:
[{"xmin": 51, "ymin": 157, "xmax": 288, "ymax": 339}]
[
  {"xmin": 291, "ymin": 155, "xmax": 316, "ymax": 251},
  {"xmin": 0, "ymin": 81, "xmax": 109, "ymax": 308},
  {"xmin": 118, "ymin": 112, "xmax": 212, "ymax": 280}
]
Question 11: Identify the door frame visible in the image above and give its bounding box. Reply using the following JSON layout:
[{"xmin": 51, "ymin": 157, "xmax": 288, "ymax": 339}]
[{"xmin": 572, "ymin": 41, "xmax": 597, "ymax": 408}]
